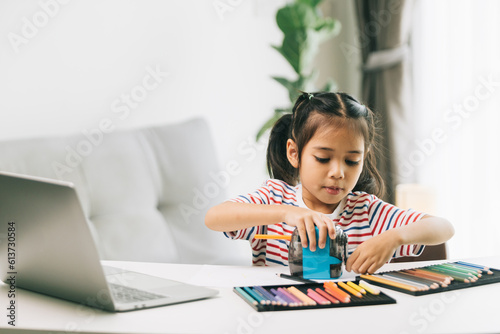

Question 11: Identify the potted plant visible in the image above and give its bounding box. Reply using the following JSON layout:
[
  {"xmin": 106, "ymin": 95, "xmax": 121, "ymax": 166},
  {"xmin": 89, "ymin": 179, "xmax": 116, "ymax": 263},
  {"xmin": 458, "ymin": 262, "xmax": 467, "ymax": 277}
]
[{"xmin": 257, "ymin": 0, "xmax": 341, "ymax": 140}]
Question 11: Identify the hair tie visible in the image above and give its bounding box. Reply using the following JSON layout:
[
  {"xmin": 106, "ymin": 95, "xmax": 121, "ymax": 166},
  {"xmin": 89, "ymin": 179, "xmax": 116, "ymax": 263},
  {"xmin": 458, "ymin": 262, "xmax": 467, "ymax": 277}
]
[
  {"xmin": 361, "ymin": 103, "xmax": 368, "ymax": 115},
  {"xmin": 308, "ymin": 93, "xmax": 314, "ymax": 100}
]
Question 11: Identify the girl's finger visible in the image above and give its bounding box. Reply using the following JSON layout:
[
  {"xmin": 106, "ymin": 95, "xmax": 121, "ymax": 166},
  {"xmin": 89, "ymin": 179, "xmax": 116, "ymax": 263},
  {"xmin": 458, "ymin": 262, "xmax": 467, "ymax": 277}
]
[
  {"xmin": 315, "ymin": 218, "xmax": 328, "ymax": 249},
  {"xmin": 296, "ymin": 224, "xmax": 308, "ymax": 249},
  {"xmin": 305, "ymin": 217, "xmax": 317, "ymax": 251},
  {"xmin": 324, "ymin": 216, "xmax": 336, "ymax": 239},
  {"xmin": 345, "ymin": 250, "xmax": 358, "ymax": 272},
  {"xmin": 367, "ymin": 262, "xmax": 379, "ymax": 275},
  {"xmin": 357, "ymin": 261, "xmax": 370, "ymax": 275}
]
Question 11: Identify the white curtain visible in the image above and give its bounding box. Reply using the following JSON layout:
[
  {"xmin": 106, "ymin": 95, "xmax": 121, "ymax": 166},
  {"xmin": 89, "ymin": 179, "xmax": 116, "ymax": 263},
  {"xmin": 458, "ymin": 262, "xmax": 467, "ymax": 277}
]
[{"xmin": 411, "ymin": 0, "xmax": 500, "ymax": 259}]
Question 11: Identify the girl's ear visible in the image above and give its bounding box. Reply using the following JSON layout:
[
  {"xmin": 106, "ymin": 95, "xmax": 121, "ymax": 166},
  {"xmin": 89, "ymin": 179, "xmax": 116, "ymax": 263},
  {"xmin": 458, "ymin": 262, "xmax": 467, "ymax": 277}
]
[{"xmin": 287, "ymin": 139, "xmax": 299, "ymax": 168}]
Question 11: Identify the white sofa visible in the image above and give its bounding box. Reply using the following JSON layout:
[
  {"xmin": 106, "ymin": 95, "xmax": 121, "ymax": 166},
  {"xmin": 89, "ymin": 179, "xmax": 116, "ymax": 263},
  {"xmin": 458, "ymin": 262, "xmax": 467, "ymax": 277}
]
[{"xmin": 0, "ymin": 118, "xmax": 247, "ymax": 265}]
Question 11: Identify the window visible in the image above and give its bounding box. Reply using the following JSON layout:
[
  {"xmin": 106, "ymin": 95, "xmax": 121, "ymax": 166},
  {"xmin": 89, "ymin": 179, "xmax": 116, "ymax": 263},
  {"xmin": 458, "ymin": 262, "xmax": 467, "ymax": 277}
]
[{"xmin": 412, "ymin": 0, "xmax": 500, "ymax": 258}]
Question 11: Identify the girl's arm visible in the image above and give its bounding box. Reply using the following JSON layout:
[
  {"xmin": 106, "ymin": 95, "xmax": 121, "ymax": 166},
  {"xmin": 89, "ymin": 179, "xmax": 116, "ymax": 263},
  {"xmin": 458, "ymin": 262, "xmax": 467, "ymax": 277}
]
[
  {"xmin": 205, "ymin": 201, "xmax": 336, "ymax": 251},
  {"xmin": 346, "ymin": 215, "xmax": 454, "ymax": 274},
  {"xmin": 394, "ymin": 215, "xmax": 455, "ymax": 246}
]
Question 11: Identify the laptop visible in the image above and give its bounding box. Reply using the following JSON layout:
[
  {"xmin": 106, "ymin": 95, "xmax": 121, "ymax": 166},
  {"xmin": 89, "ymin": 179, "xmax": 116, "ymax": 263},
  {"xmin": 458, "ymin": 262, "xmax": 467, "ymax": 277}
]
[{"xmin": 0, "ymin": 171, "xmax": 218, "ymax": 312}]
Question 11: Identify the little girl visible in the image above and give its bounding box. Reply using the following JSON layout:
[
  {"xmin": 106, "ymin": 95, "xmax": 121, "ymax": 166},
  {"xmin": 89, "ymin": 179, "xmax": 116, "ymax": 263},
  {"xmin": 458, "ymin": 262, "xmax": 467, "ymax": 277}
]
[{"xmin": 205, "ymin": 92, "xmax": 454, "ymax": 274}]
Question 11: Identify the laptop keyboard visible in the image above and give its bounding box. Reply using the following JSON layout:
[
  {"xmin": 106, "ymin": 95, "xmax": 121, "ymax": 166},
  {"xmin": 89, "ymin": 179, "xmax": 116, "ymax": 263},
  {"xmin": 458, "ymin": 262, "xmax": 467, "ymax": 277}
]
[{"xmin": 108, "ymin": 283, "xmax": 167, "ymax": 303}]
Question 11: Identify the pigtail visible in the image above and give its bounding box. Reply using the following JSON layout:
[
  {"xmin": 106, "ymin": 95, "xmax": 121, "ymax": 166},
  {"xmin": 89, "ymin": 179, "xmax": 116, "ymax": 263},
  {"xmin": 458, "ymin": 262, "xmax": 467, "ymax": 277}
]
[
  {"xmin": 266, "ymin": 113, "xmax": 298, "ymax": 185},
  {"xmin": 349, "ymin": 101, "xmax": 386, "ymax": 198}
]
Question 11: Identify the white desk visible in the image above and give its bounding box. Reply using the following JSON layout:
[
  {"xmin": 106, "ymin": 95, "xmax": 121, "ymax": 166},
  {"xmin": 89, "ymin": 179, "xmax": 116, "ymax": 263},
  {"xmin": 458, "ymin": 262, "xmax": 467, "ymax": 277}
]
[{"xmin": 1, "ymin": 257, "xmax": 500, "ymax": 334}]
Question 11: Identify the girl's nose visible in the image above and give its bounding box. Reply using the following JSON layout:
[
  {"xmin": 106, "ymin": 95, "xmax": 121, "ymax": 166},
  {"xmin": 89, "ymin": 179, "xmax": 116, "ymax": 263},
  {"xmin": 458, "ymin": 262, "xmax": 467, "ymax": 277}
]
[{"xmin": 328, "ymin": 160, "xmax": 344, "ymax": 179}]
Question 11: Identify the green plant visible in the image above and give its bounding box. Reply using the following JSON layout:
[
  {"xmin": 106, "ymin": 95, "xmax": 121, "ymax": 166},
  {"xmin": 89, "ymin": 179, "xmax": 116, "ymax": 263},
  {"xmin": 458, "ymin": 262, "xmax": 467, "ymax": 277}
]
[{"xmin": 256, "ymin": 0, "xmax": 341, "ymax": 140}]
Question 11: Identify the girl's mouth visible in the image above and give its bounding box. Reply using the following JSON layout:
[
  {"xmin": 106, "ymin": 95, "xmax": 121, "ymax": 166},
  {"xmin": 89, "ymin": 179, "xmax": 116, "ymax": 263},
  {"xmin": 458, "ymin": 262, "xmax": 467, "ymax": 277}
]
[{"xmin": 324, "ymin": 186, "xmax": 342, "ymax": 195}]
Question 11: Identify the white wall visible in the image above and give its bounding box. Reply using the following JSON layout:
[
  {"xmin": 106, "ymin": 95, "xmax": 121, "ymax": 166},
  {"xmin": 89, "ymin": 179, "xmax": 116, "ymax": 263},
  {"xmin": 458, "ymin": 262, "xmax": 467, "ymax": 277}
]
[{"xmin": 0, "ymin": 0, "xmax": 359, "ymax": 197}]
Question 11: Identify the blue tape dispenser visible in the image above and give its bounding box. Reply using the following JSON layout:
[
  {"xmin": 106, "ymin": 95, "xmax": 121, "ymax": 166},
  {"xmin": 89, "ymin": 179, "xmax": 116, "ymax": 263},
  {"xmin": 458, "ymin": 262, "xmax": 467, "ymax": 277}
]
[{"xmin": 288, "ymin": 226, "xmax": 348, "ymax": 279}]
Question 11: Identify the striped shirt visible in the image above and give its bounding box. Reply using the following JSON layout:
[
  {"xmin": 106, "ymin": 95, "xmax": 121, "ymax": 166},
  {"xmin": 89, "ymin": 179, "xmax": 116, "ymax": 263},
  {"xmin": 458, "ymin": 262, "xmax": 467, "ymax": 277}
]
[{"xmin": 224, "ymin": 179, "xmax": 426, "ymax": 266}]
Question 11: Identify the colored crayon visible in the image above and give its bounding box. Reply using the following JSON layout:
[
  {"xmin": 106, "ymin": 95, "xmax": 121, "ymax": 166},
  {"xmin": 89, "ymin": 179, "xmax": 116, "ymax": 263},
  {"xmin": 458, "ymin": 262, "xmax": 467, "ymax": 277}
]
[
  {"xmin": 381, "ymin": 273, "xmax": 429, "ymax": 291},
  {"xmin": 403, "ymin": 268, "xmax": 449, "ymax": 283},
  {"xmin": 388, "ymin": 271, "xmax": 440, "ymax": 289},
  {"xmin": 324, "ymin": 282, "xmax": 351, "ymax": 300},
  {"xmin": 411, "ymin": 267, "xmax": 453, "ymax": 282},
  {"xmin": 268, "ymin": 288, "xmax": 289, "ymax": 306},
  {"xmin": 456, "ymin": 261, "xmax": 492, "ymax": 274},
  {"xmin": 338, "ymin": 281, "xmax": 363, "ymax": 297},
  {"xmin": 346, "ymin": 281, "xmax": 367, "ymax": 294},
  {"xmin": 448, "ymin": 262, "xmax": 482, "ymax": 274},
  {"xmin": 271, "ymin": 288, "xmax": 295, "ymax": 306},
  {"xmin": 253, "ymin": 286, "xmax": 278, "ymax": 305},
  {"xmin": 447, "ymin": 263, "xmax": 485, "ymax": 277},
  {"xmin": 307, "ymin": 288, "xmax": 331, "ymax": 305},
  {"xmin": 278, "ymin": 287, "xmax": 303, "ymax": 306},
  {"xmin": 255, "ymin": 234, "xmax": 292, "ymax": 241},
  {"xmin": 324, "ymin": 285, "xmax": 350, "ymax": 303},
  {"xmin": 439, "ymin": 263, "xmax": 481, "ymax": 277},
  {"xmin": 423, "ymin": 266, "xmax": 473, "ymax": 283},
  {"xmin": 253, "ymin": 287, "xmax": 273, "ymax": 304},
  {"xmin": 315, "ymin": 288, "xmax": 340, "ymax": 303},
  {"xmin": 358, "ymin": 280, "xmax": 380, "ymax": 295},
  {"xmin": 433, "ymin": 264, "xmax": 478, "ymax": 280},
  {"xmin": 235, "ymin": 287, "xmax": 258, "ymax": 306},
  {"xmin": 244, "ymin": 286, "xmax": 269, "ymax": 304},
  {"xmin": 287, "ymin": 286, "xmax": 316, "ymax": 306},
  {"xmin": 405, "ymin": 268, "xmax": 451, "ymax": 285},
  {"xmin": 360, "ymin": 274, "xmax": 418, "ymax": 292},
  {"xmin": 384, "ymin": 272, "xmax": 434, "ymax": 289},
  {"xmin": 277, "ymin": 287, "xmax": 301, "ymax": 306},
  {"xmin": 323, "ymin": 282, "xmax": 351, "ymax": 303}
]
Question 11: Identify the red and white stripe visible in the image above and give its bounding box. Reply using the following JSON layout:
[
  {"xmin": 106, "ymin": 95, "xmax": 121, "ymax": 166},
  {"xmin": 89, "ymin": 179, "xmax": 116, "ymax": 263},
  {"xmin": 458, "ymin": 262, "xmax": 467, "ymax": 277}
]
[{"xmin": 224, "ymin": 179, "xmax": 426, "ymax": 266}]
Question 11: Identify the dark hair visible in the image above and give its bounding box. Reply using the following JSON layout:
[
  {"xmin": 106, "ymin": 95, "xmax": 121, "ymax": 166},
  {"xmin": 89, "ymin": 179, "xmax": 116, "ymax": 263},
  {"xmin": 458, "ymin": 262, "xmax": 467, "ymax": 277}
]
[{"xmin": 266, "ymin": 91, "xmax": 385, "ymax": 198}]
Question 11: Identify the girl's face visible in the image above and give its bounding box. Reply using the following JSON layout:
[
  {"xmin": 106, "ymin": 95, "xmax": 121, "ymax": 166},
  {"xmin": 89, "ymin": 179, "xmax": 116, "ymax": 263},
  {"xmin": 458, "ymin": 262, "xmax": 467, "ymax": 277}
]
[{"xmin": 287, "ymin": 122, "xmax": 365, "ymax": 214}]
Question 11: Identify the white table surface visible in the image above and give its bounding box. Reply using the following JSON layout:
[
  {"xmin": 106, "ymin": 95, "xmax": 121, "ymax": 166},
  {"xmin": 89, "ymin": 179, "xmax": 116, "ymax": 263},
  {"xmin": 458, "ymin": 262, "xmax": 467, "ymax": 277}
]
[{"xmin": 1, "ymin": 257, "xmax": 499, "ymax": 334}]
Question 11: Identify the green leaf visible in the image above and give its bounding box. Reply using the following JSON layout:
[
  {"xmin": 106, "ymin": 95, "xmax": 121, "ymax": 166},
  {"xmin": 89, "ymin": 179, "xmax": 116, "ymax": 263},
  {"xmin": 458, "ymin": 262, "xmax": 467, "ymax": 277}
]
[
  {"xmin": 272, "ymin": 76, "xmax": 298, "ymax": 101},
  {"xmin": 272, "ymin": 76, "xmax": 304, "ymax": 102},
  {"xmin": 272, "ymin": 76, "xmax": 295, "ymax": 91},
  {"xmin": 274, "ymin": 33, "xmax": 303, "ymax": 73},
  {"xmin": 296, "ymin": 0, "xmax": 323, "ymax": 8},
  {"xmin": 271, "ymin": 44, "xmax": 297, "ymax": 73},
  {"xmin": 278, "ymin": 28, "xmax": 320, "ymax": 74},
  {"xmin": 272, "ymin": 48, "xmax": 297, "ymax": 75},
  {"xmin": 256, "ymin": 109, "xmax": 291, "ymax": 141},
  {"xmin": 276, "ymin": 3, "xmax": 316, "ymax": 33},
  {"xmin": 272, "ymin": 72, "xmax": 319, "ymax": 103}
]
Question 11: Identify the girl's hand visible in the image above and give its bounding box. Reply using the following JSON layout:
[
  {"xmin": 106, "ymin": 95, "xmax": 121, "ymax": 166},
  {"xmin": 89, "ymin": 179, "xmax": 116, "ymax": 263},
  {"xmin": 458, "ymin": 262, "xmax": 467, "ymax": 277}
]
[
  {"xmin": 345, "ymin": 229, "xmax": 401, "ymax": 274},
  {"xmin": 283, "ymin": 206, "xmax": 336, "ymax": 251}
]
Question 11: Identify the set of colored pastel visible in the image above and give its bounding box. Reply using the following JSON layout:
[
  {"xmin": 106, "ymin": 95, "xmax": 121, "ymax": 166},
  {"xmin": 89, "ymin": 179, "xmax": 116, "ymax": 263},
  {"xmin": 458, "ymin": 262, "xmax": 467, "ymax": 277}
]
[
  {"xmin": 234, "ymin": 279, "xmax": 383, "ymax": 309},
  {"xmin": 360, "ymin": 261, "xmax": 496, "ymax": 295}
]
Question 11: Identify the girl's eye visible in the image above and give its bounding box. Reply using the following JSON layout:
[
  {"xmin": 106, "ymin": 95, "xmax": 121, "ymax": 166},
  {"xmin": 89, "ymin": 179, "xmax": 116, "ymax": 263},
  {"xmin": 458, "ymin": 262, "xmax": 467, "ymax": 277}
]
[
  {"xmin": 314, "ymin": 156, "xmax": 330, "ymax": 163},
  {"xmin": 346, "ymin": 160, "xmax": 360, "ymax": 166}
]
